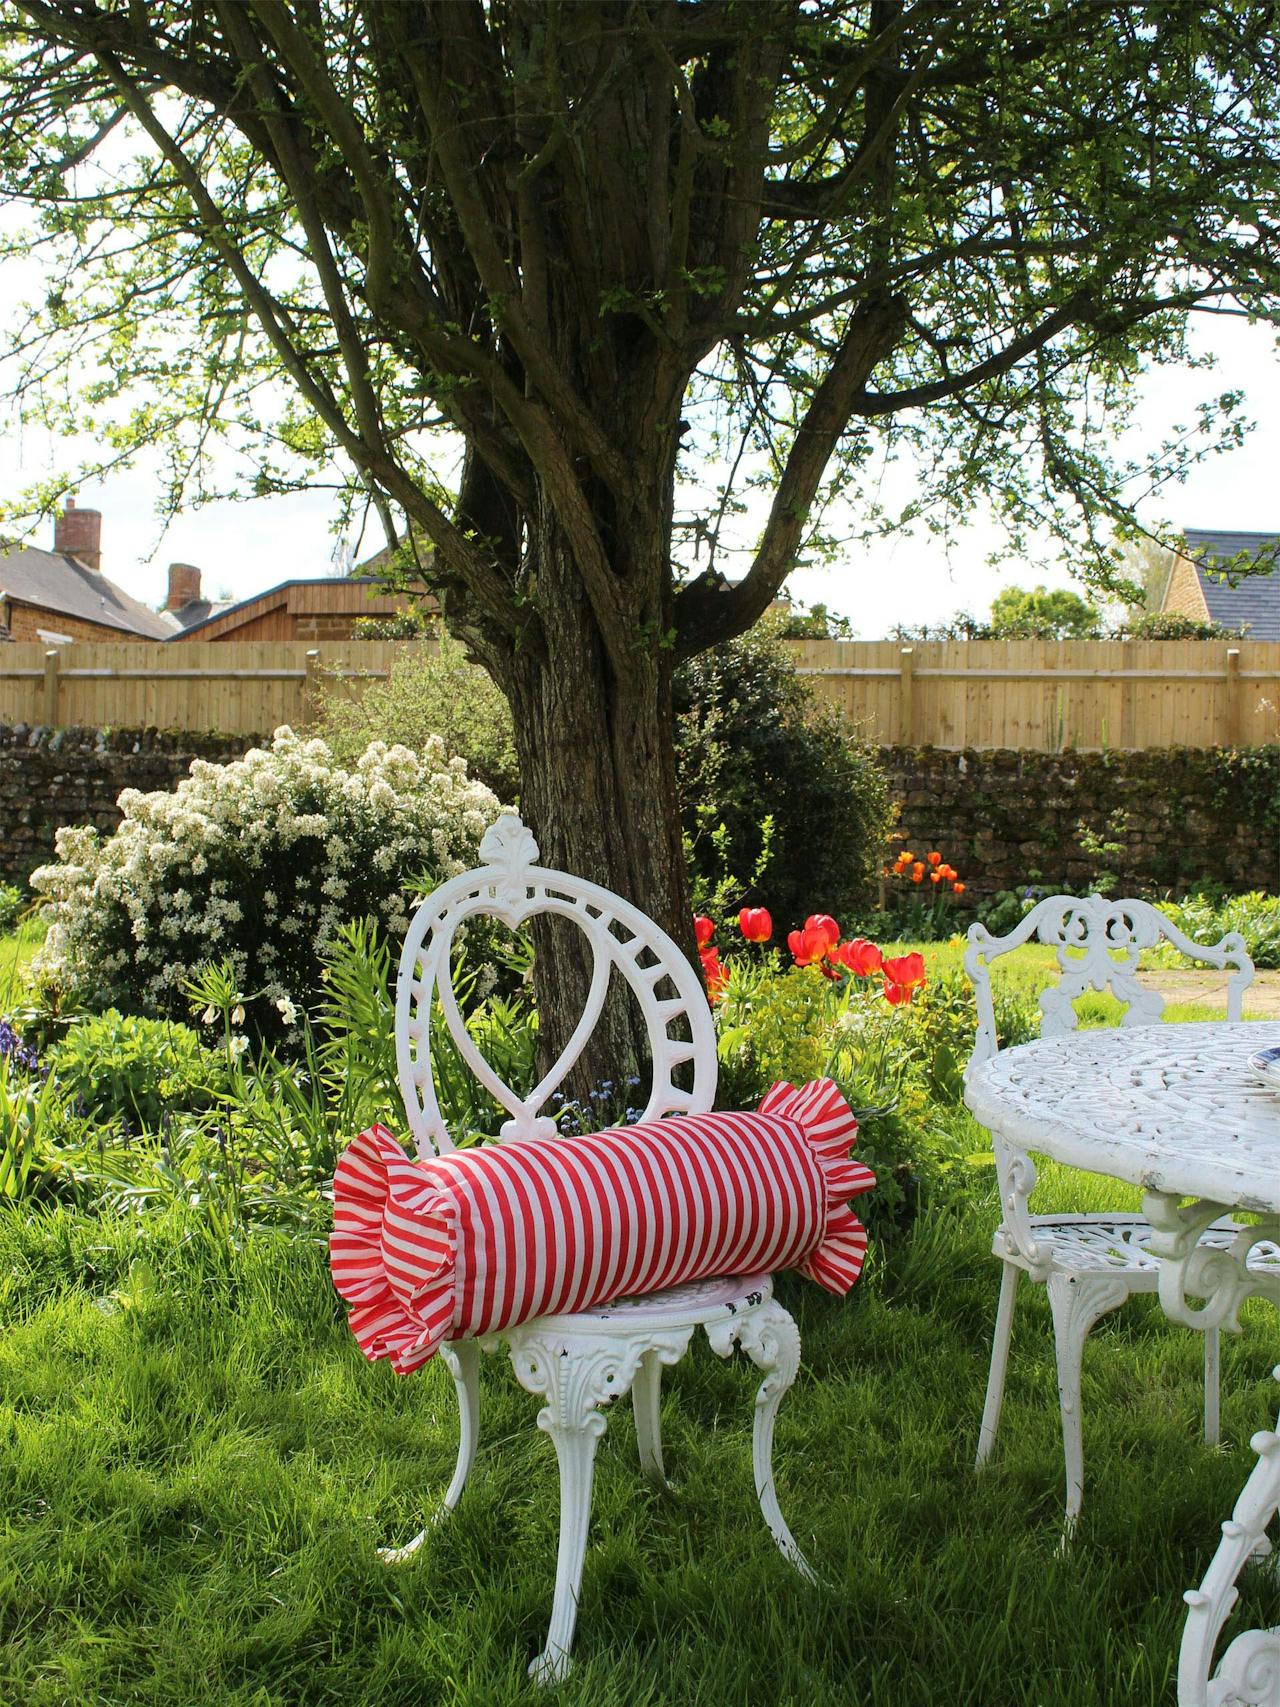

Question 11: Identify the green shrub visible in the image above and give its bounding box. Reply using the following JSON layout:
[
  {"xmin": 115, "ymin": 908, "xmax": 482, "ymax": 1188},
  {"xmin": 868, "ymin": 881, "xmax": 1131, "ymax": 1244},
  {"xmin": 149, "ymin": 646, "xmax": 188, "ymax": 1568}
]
[
  {"xmin": 674, "ymin": 620, "xmax": 892, "ymax": 935},
  {"xmin": 315, "ymin": 631, "xmax": 520, "ymax": 801},
  {"xmin": 51, "ymin": 1010, "xmax": 222, "ymax": 1132},
  {"xmin": 1152, "ymin": 889, "xmax": 1280, "ymax": 970},
  {"xmin": 0, "ymin": 884, "xmax": 23, "ymax": 933},
  {"xmin": 30, "ymin": 728, "xmax": 500, "ymax": 1037}
]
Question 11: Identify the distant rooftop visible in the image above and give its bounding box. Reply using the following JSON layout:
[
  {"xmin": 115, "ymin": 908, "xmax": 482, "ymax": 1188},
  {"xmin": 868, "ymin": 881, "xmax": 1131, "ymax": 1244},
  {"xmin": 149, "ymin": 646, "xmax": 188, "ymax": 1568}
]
[
  {"xmin": 0, "ymin": 539, "xmax": 172, "ymax": 639},
  {"xmin": 1181, "ymin": 529, "xmax": 1280, "ymax": 642}
]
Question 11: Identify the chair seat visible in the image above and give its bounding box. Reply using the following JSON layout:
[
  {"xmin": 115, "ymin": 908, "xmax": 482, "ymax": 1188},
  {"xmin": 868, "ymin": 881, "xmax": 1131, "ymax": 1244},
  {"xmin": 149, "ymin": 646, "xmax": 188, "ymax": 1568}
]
[
  {"xmin": 995, "ymin": 1213, "xmax": 1280, "ymax": 1277},
  {"xmin": 490, "ymin": 1272, "xmax": 775, "ymax": 1336}
]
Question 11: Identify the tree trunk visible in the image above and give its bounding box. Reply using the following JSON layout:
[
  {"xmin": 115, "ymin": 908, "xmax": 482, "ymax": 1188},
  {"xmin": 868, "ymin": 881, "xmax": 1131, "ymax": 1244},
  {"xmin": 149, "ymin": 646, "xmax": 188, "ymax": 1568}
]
[{"xmin": 500, "ymin": 528, "xmax": 694, "ymax": 1095}]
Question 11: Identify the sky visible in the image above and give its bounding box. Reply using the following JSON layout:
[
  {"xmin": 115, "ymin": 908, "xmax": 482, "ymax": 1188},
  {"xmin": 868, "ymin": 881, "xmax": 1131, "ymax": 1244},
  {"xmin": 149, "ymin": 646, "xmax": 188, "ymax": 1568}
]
[{"xmin": 2, "ymin": 309, "xmax": 1277, "ymax": 636}]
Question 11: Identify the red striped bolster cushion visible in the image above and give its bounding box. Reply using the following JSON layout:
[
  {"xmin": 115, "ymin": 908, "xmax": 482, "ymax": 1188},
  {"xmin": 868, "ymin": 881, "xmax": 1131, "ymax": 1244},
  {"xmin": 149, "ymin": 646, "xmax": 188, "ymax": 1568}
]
[{"xmin": 330, "ymin": 1078, "xmax": 874, "ymax": 1374}]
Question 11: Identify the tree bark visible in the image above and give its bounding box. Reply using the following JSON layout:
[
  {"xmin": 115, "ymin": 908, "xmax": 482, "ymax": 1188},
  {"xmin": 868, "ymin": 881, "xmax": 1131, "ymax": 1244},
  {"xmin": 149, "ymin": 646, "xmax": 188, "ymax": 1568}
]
[{"xmin": 498, "ymin": 517, "xmax": 693, "ymax": 1094}]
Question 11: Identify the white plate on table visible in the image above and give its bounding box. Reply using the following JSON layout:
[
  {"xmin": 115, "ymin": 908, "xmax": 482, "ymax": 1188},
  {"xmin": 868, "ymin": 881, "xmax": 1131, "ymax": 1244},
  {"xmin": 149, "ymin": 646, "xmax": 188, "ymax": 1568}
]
[{"xmin": 1248, "ymin": 1044, "xmax": 1280, "ymax": 1091}]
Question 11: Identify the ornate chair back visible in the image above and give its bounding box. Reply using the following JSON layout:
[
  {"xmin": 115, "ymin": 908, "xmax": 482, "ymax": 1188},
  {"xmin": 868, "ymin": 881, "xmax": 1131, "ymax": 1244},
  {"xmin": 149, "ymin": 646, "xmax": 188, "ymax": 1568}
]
[
  {"xmin": 395, "ymin": 813, "xmax": 717, "ymax": 1159},
  {"xmin": 964, "ymin": 893, "xmax": 1254, "ymax": 1073}
]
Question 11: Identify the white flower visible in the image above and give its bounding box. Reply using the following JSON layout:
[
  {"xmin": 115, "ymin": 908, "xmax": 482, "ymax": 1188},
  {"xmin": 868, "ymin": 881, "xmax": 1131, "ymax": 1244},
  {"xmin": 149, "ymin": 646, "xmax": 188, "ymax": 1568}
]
[
  {"xmin": 231, "ymin": 1004, "xmax": 245, "ymax": 1025},
  {"xmin": 228, "ymin": 1034, "xmax": 249, "ymax": 1059},
  {"xmin": 202, "ymin": 1005, "xmax": 218, "ymax": 1027},
  {"xmin": 275, "ymin": 995, "xmax": 298, "ymax": 1025}
]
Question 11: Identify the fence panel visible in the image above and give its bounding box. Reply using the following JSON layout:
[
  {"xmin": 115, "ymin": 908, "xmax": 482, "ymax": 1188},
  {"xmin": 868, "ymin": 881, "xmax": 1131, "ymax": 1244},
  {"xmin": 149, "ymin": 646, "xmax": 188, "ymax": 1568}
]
[
  {"xmin": 791, "ymin": 637, "xmax": 1280, "ymax": 748},
  {"xmin": 0, "ymin": 636, "xmax": 1274, "ymax": 748}
]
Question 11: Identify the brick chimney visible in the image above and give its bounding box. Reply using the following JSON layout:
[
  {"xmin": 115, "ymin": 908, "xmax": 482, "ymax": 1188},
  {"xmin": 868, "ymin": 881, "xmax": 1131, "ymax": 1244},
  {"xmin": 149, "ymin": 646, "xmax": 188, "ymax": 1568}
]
[
  {"xmin": 54, "ymin": 498, "xmax": 102, "ymax": 571},
  {"xmin": 166, "ymin": 562, "xmax": 202, "ymax": 612}
]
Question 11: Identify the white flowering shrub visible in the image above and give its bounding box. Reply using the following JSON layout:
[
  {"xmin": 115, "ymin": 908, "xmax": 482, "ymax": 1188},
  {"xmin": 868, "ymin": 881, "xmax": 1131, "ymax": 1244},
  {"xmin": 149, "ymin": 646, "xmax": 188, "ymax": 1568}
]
[{"xmin": 30, "ymin": 727, "xmax": 501, "ymax": 1033}]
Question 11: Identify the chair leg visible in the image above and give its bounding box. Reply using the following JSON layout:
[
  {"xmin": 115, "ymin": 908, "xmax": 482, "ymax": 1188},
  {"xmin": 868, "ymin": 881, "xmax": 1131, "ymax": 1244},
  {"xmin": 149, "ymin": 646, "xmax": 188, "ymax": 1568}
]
[
  {"xmin": 632, "ymin": 1349, "xmax": 667, "ymax": 1489},
  {"xmin": 1204, "ymin": 1328, "xmax": 1221, "ymax": 1448},
  {"xmin": 710, "ymin": 1301, "xmax": 816, "ymax": 1583},
  {"xmin": 528, "ymin": 1389, "xmax": 605, "ymax": 1685},
  {"xmin": 1046, "ymin": 1272, "xmax": 1130, "ymax": 1528},
  {"xmin": 976, "ymin": 1262, "xmax": 1022, "ymax": 1467},
  {"xmin": 378, "ymin": 1338, "xmax": 481, "ymax": 1565}
]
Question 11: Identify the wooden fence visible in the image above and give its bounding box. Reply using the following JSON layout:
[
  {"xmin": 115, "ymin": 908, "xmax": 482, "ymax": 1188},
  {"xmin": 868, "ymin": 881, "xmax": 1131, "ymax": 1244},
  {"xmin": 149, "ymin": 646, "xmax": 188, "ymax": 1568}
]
[
  {"xmin": 0, "ymin": 639, "xmax": 421, "ymax": 735},
  {"xmin": 0, "ymin": 636, "xmax": 1275, "ymax": 749},
  {"xmin": 792, "ymin": 637, "xmax": 1280, "ymax": 749}
]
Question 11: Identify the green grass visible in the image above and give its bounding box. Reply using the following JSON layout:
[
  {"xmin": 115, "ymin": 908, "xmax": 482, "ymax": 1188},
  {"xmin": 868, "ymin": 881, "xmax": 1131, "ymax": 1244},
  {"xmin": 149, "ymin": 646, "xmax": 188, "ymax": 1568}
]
[
  {"xmin": 1, "ymin": 929, "xmax": 1276, "ymax": 1702},
  {"xmin": 1, "ymin": 1188, "xmax": 1277, "ymax": 1705},
  {"xmin": 0, "ymin": 914, "xmax": 46, "ymax": 1005}
]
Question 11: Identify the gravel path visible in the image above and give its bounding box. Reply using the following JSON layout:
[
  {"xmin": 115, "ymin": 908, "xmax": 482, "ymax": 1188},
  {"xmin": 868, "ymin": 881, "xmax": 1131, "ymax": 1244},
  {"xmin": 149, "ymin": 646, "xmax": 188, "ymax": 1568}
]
[{"xmin": 1142, "ymin": 967, "xmax": 1280, "ymax": 1017}]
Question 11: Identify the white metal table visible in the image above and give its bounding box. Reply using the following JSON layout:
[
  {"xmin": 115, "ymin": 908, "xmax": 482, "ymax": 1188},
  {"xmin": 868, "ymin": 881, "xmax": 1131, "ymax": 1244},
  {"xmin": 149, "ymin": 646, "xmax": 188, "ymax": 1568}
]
[{"xmin": 966, "ymin": 1020, "xmax": 1280, "ymax": 1706}]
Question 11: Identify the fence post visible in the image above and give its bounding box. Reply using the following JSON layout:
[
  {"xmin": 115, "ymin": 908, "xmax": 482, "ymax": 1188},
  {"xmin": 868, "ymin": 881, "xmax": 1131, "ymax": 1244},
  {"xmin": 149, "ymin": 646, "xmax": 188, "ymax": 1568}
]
[
  {"xmin": 898, "ymin": 647, "xmax": 915, "ymax": 745},
  {"xmin": 43, "ymin": 648, "xmax": 60, "ymax": 727},
  {"xmin": 1225, "ymin": 647, "xmax": 1243, "ymax": 746},
  {"xmin": 304, "ymin": 647, "xmax": 321, "ymax": 726}
]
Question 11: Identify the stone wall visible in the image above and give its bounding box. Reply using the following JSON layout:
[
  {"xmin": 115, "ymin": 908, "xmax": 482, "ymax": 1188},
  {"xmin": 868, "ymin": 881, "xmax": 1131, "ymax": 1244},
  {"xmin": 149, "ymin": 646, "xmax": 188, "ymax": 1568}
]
[
  {"xmin": 0, "ymin": 723, "xmax": 1275, "ymax": 902},
  {"xmin": 0, "ymin": 725, "xmax": 256, "ymax": 884},
  {"xmin": 881, "ymin": 745, "xmax": 1280, "ymax": 900}
]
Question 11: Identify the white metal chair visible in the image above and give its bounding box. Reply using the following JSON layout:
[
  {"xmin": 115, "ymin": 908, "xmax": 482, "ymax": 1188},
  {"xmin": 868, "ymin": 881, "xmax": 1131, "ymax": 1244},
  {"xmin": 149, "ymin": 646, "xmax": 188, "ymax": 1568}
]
[
  {"xmin": 965, "ymin": 893, "xmax": 1280, "ymax": 1524},
  {"xmin": 380, "ymin": 813, "xmax": 814, "ymax": 1684}
]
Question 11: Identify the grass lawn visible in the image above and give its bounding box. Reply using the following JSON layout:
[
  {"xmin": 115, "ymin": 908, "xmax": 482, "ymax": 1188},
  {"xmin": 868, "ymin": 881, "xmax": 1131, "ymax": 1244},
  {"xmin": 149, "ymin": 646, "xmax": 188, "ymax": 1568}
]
[
  {"xmin": 0, "ymin": 914, "xmax": 46, "ymax": 1004},
  {"xmin": 1, "ymin": 931, "xmax": 1276, "ymax": 1703}
]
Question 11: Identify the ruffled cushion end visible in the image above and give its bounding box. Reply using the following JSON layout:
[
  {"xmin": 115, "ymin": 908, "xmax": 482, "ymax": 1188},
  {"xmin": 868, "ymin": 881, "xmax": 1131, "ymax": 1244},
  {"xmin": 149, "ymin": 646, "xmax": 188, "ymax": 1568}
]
[
  {"xmin": 758, "ymin": 1078, "xmax": 875, "ymax": 1293},
  {"xmin": 330, "ymin": 1122, "xmax": 456, "ymax": 1374}
]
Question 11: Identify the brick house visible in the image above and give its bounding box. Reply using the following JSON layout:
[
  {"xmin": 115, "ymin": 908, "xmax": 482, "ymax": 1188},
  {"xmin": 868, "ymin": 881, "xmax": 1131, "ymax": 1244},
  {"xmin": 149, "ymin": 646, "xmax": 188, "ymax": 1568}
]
[
  {"xmin": 168, "ymin": 576, "xmax": 427, "ymax": 641},
  {"xmin": 0, "ymin": 501, "xmax": 173, "ymax": 642},
  {"xmin": 1160, "ymin": 528, "xmax": 1280, "ymax": 640}
]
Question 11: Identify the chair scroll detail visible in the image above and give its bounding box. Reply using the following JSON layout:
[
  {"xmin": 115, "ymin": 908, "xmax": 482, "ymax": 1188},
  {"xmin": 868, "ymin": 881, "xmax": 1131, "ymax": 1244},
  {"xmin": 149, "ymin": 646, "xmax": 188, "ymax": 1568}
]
[
  {"xmin": 394, "ymin": 812, "xmax": 717, "ymax": 1157},
  {"xmin": 965, "ymin": 894, "xmax": 1252, "ymax": 1071},
  {"xmin": 1178, "ymin": 1366, "xmax": 1280, "ymax": 1707}
]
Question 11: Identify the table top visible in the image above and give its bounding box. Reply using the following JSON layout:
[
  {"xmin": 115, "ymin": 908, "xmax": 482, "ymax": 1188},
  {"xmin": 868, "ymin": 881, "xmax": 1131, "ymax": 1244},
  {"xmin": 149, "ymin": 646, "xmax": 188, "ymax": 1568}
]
[{"xmin": 964, "ymin": 1021, "xmax": 1280, "ymax": 1216}]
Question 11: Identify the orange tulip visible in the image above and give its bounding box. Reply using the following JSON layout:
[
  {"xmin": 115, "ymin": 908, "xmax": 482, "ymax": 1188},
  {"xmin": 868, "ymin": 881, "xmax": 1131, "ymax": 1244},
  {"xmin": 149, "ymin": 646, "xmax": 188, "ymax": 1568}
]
[
  {"xmin": 953, "ymin": 881, "xmax": 966, "ymax": 895},
  {"xmin": 930, "ymin": 870, "xmax": 943, "ymax": 884},
  {"xmin": 911, "ymin": 862, "xmax": 925, "ymax": 883},
  {"xmin": 927, "ymin": 851, "xmax": 942, "ymax": 867}
]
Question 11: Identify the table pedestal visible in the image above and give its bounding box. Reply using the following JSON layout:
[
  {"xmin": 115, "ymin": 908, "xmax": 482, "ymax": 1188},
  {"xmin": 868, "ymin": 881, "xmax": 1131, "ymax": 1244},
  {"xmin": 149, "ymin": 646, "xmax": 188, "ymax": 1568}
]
[{"xmin": 1143, "ymin": 1192, "xmax": 1280, "ymax": 1331}]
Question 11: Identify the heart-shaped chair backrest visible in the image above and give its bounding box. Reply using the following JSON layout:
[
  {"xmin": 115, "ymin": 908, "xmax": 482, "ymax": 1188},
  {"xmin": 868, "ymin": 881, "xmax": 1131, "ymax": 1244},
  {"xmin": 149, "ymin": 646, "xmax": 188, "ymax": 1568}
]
[{"xmin": 395, "ymin": 813, "xmax": 718, "ymax": 1158}]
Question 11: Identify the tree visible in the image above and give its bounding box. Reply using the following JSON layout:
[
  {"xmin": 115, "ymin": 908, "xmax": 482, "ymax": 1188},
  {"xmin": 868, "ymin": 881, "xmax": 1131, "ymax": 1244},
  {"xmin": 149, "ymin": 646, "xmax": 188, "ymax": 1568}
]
[
  {"xmin": 989, "ymin": 584, "xmax": 1102, "ymax": 640},
  {"xmin": 3, "ymin": 1, "xmax": 1280, "ymax": 1072}
]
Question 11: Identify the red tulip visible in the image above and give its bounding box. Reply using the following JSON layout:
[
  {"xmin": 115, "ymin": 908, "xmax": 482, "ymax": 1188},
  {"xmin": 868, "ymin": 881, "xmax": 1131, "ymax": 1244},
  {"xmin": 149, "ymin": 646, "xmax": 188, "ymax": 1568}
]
[
  {"xmin": 804, "ymin": 914, "xmax": 840, "ymax": 951},
  {"xmin": 738, "ymin": 906, "xmax": 772, "ymax": 944},
  {"xmin": 699, "ymin": 945, "xmax": 727, "ymax": 998},
  {"xmin": 882, "ymin": 950, "xmax": 927, "ymax": 1007},
  {"xmin": 787, "ymin": 926, "xmax": 829, "ymax": 967},
  {"xmin": 693, "ymin": 915, "xmax": 715, "ymax": 948},
  {"xmin": 883, "ymin": 951, "xmax": 926, "ymax": 987},
  {"xmin": 842, "ymin": 937, "xmax": 884, "ymax": 977}
]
